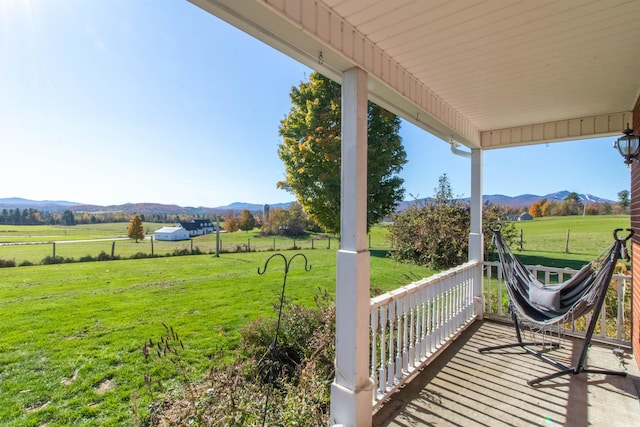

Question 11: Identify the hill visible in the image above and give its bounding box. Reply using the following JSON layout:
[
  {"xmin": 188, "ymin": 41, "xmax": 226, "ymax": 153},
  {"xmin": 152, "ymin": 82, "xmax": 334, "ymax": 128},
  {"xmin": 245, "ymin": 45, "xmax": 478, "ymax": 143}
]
[
  {"xmin": 0, "ymin": 191, "xmax": 615, "ymax": 216},
  {"xmin": 395, "ymin": 191, "xmax": 613, "ymax": 211}
]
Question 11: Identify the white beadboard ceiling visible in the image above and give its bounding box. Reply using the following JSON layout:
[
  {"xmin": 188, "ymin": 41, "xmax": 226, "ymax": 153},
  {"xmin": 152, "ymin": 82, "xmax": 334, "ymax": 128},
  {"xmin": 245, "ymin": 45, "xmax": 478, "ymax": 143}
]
[{"xmin": 190, "ymin": 0, "xmax": 640, "ymax": 150}]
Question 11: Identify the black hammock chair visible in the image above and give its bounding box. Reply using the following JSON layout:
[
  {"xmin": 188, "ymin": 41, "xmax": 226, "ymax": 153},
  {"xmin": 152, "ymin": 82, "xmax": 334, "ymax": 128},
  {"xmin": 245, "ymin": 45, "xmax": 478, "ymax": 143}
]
[{"xmin": 479, "ymin": 225, "xmax": 632, "ymax": 385}]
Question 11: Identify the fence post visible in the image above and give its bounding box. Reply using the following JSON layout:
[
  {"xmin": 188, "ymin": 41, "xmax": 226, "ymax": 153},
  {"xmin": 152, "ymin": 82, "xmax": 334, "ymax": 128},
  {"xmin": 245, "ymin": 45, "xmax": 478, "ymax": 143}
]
[
  {"xmin": 273, "ymin": 238, "xmax": 276, "ymax": 251},
  {"xmin": 328, "ymin": 237, "xmax": 331, "ymax": 249},
  {"xmin": 111, "ymin": 241, "xmax": 116, "ymax": 258},
  {"xmin": 565, "ymin": 229, "xmax": 570, "ymax": 253},
  {"xmin": 519, "ymin": 229, "xmax": 523, "ymax": 251},
  {"xmin": 312, "ymin": 238, "xmax": 314, "ymax": 249},
  {"xmin": 215, "ymin": 218, "xmax": 220, "ymax": 257},
  {"xmin": 52, "ymin": 242, "xmax": 56, "ymax": 258},
  {"xmin": 150, "ymin": 236, "xmax": 154, "ymax": 256},
  {"xmin": 191, "ymin": 239, "xmax": 194, "ymax": 254}
]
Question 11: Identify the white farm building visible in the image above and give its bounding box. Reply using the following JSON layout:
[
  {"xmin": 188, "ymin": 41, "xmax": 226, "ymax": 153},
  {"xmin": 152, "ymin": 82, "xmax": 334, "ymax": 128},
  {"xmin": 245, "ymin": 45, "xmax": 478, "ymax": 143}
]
[{"xmin": 153, "ymin": 226, "xmax": 190, "ymax": 241}]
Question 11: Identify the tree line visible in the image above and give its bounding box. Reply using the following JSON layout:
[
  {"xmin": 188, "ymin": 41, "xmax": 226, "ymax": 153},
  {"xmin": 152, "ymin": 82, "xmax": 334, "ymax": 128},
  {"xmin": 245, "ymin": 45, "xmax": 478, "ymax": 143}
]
[
  {"xmin": 0, "ymin": 208, "xmax": 223, "ymax": 227},
  {"xmin": 527, "ymin": 190, "xmax": 630, "ymax": 218},
  {"xmin": 221, "ymin": 204, "xmax": 320, "ymax": 237}
]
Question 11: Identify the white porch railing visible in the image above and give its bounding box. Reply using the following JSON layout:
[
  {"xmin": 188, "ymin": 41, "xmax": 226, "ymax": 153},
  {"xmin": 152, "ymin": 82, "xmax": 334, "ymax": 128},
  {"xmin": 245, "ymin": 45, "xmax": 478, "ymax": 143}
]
[
  {"xmin": 483, "ymin": 261, "xmax": 632, "ymax": 345},
  {"xmin": 369, "ymin": 261, "xmax": 481, "ymax": 408}
]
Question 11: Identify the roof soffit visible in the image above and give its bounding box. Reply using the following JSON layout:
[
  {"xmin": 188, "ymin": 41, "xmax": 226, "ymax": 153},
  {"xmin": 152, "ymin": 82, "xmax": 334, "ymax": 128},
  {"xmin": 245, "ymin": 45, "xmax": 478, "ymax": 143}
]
[{"xmin": 190, "ymin": 0, "xmax": 640, "ymax": 150}]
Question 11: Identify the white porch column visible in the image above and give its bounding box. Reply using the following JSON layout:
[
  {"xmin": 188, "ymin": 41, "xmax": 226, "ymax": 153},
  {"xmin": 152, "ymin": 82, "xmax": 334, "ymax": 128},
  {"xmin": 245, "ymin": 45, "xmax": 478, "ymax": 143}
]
[
  {"xmin": 469, "ymin": 148, "xmax": 484, "ymax": 318},
  {"xmin": 330, "ymin": 67, "xmax": 373, "ymax": 426}
]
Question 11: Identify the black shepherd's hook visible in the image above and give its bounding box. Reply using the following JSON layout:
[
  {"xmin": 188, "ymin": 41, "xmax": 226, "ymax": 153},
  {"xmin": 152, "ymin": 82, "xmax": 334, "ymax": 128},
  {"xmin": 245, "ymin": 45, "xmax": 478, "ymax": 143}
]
[
  {"xmin": 258, "ymin": 253, "xmax": 311, "ymax": 349},
  {"xmin": 257, "ymin": 253, "xmax": 311, "ymax": 426}
]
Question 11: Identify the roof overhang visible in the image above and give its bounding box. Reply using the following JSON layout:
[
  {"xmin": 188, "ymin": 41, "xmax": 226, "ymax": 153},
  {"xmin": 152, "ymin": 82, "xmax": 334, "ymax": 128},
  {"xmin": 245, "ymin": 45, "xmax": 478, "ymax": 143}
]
[{"xmin": 189, "ymin": 0, "xmax": 640, "ymax": 150}]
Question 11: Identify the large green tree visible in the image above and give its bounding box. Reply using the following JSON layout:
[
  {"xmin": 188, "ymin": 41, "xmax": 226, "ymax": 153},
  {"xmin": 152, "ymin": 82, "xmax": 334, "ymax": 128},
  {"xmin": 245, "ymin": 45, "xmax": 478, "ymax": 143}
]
[
  {"xmin": 618, "ymin": 189, "xmax": 630, "ymax": 211},
  {"xmin": 238, "ymin": 209, "xmax": 256, "ymax": 232},
  {"xmin": 277, "ymin": 72, "xmax": 407, "ymax": 234}
]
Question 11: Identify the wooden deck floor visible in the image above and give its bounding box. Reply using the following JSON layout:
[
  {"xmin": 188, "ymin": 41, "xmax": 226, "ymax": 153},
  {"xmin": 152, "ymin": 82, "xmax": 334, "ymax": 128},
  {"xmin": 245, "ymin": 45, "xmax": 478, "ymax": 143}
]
[{"xmin": 373, "ymin": 320, "xmax": 640, "ymax": 427}]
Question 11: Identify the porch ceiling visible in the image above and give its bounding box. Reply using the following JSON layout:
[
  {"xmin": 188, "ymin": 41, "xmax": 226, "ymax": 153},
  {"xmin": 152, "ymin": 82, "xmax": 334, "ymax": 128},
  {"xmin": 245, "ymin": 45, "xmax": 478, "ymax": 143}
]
[{"xmin": 190, "ymin": 0, "xmax": 640, "ymax": 150}]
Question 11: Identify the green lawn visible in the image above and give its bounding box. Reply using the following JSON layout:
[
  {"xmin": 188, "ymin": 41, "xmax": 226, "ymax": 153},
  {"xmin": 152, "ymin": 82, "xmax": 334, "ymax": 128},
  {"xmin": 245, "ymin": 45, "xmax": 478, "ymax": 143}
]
[
  {"xmin": 0, "ymin": 223, "xmax": 342, "ymax": 265},
  {"xmin": 0, "ymin": 223, "xmax": 136, "ymax": 243},
  {"xmin": 506, "ymin": 215, "xmax": 631, "ymax": 268},
  {"xmin": 0, "ymin": 247, "xmax": 434, "ymax": 426}
]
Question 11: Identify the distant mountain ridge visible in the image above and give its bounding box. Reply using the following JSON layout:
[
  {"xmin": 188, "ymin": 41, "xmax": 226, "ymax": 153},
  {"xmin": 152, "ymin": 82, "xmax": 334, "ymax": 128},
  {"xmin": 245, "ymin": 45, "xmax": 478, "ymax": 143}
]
[
  {"xmin": 0, "ymin": 191, "xmax": 615, "ymax": 215},
  {"xmin": 474, "ymin": 191, "xmax": 612, "ymax": 209},
  {"xmin": 393, "ymin": 191, "xmax": 614, "ymax": 211},
  {"xmin": 0, "ymin": 198, "xmax": 295, "ymax": 215}
]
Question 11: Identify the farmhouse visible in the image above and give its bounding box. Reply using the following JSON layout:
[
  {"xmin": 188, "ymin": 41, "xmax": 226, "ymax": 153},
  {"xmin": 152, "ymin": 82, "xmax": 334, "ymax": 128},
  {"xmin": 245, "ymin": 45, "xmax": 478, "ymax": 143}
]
[
  {"xmin": 518, "ymin": 212, "xmax": 533, "ymax": 221},
  {"xmin": 153, "ymin": 226, "xmax": 190, "ymax": 241},
  {"xmin": 179, "ymin": 219, "xmax": 216, "ymax": 236}
]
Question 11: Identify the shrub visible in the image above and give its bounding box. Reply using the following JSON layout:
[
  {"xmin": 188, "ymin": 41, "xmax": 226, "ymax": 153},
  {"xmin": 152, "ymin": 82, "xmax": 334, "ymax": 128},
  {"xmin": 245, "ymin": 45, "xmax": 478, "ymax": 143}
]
[
  {"xmin": 388, "ymin": 174, "xmax": 516, "ymax": 269},
  {"xmin": 42, "ymin": 255, "xmax": 65, "ymax": 265},
  {"xmin": 0, "ymin": 258, "xmax": 16, "ymax": 268},
  {"xmin": 240, "ymin": 291, "xmax": 335, "ymax": 384},
  {"xmin": 131, "ymin": 252, "xmax": 154, "ymax": 259},
  {"xmin": 141, "ymin": 292, "xmax": 335, "ymax": 426},
  {"xmin": 98, "ymin": 251, "xmax": 119, "ymax": 261}
]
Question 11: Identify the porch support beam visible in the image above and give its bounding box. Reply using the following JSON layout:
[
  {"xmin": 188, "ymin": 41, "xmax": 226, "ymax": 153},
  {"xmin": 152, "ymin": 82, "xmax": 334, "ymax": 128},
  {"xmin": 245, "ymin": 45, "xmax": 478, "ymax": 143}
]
[
  {"xmin": 469, "ymin": 148, "xmax": 484, "ymax": 318},
  {"xmin": 330, "ymin": 67, "xmax": 373, "ymax": 426}
]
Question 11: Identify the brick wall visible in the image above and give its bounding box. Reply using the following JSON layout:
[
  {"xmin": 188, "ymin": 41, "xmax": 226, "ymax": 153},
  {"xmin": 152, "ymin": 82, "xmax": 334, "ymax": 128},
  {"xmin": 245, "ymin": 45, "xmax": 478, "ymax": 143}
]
[{"xmin": 631, "ymin": 97, "xmax": 640, "ymax": 369}]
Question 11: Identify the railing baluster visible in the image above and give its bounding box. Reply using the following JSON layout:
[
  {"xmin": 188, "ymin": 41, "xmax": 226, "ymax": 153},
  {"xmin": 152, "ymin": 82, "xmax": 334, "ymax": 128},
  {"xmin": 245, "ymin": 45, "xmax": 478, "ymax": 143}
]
[
  {"xmin": 420, "ymin": 286, "xmax": 427, "ymax": 360},
  {"xmin": 617, "ymin": 278, "xmax": 624, "ymax": 341},
  {"xmin": 370, "ymin": 307, "xmax": 378, "ymax": 401},
  {"xmin": 485, "ymin": 264, "xmax": 492, "ymax": 313},
  {"xmin": 396, "ymin": 297, "xmax": 402, "ymax": 378},
  {"xmin": 387, "ymin": 301, "xmax": 395, "ymax": 390},
  {"xmin": 378, "ymin": 306, "xmax": 386, "ymax": 397}
]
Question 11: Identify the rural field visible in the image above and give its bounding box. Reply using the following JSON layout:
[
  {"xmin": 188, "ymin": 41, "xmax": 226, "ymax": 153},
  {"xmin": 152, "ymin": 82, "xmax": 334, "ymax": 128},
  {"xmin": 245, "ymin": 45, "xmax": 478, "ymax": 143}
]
[
  {"xmin": 502, "ymin": 215, "xmax": 632, "ymax": 268},
  {"xmin": 0, "ymin": 215, "xmax": 630, "ymax": 426}
]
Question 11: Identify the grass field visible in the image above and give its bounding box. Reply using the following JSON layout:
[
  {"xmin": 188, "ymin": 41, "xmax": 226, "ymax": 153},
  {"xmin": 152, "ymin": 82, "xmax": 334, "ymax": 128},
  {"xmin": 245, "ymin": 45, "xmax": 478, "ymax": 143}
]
[
  {"xmin": 0, "ymin": 215, "xmax": 629, "ymax": 425},
  {"xmin": 0, "ymin": 244, "xmax": 435, "ymax": 426},
  {"xmin": 505, "ymin": 215, "xmax": 631, "ymax": 268},
  {"xmin": 0, "ymin": 223, "xmax": 344, "ymax": 266}
]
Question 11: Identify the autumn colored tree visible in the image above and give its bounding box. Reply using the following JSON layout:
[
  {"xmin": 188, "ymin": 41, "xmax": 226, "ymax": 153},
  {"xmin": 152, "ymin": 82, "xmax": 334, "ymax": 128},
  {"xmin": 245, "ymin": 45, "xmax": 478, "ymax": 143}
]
[
  {"xmin": 541, "ymin": 200, "xmax": 551, "ymax": 217},
  {"xmin": 261, "ymin": 203, "xmax": 308, "ymax": 236},
  {"xmin": 223, "ymin": 213, "xmax": 239, "ymax": 233},
  {"xmin": 238, "ymin": 209, "xmax": 256, "ymax": 232},
  {"xmin": 528, "ymin": 199, "xmax": 546, "ymax": 218},
  {"xmin": 277, "ymin": 72, "xmax": 407, "ymax": 234},
  {"xmin": 127, "ymin": 214, "xmax": 145, "ymax": 242}
]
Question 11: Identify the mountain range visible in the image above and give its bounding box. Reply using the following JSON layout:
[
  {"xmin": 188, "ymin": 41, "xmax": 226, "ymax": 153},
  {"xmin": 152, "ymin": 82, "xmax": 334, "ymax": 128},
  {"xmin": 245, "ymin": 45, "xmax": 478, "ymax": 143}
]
[
  {"xmin": 0, "ymin": 191, "xmax": 615, "ymax": 216},
  {"xmin": 397, "ymin": 191, "xmax": 614, "ymax": 211}
]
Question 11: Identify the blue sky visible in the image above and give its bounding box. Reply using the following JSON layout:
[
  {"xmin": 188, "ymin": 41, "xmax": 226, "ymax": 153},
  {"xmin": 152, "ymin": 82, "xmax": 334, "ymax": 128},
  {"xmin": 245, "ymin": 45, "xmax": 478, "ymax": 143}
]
[{"xmin": 0, "ymin": 0, "xmax": 631, "ymax": 208}]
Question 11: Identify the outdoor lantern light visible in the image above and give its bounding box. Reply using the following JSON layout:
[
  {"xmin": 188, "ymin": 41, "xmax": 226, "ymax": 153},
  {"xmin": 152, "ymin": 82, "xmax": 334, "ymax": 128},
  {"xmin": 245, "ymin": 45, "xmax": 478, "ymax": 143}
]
[{"xmin": 614, "ymin": 124, "xmax": 640, "ymax": 165}]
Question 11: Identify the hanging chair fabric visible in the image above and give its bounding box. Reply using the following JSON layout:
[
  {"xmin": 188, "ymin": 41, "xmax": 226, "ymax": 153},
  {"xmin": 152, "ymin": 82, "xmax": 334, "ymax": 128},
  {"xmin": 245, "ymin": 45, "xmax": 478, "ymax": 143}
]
[
  {"xmin": 481, "ymin": 227, "xmax": 631, "ymax": 386},
  {"xmin": 492, "ymin": 228, "xmax": 621, "ymax": 326}
]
